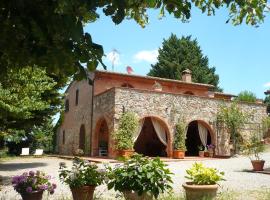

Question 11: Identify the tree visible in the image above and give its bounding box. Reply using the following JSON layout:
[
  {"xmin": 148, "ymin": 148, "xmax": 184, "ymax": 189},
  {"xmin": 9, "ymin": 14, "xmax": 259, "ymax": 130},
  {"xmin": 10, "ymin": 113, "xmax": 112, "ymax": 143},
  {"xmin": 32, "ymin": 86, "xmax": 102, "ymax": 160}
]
[
  {"xmin": 148, "ymin": 34, "xmax": 221, "ymax": 90},
  {"xmin": 217, "ymin": 102, "xmax": 247, "ymax": 154},
  {"xmin": 0, "ymin": 1, "xmax": 269, "ymax": 81},
  {"xmin": 0, "ymin": 66, "xmax": 61, "ymax": 140},
  {"xmin": 236, "ymin": 91, "xmax": 257, "ymax": 103}
]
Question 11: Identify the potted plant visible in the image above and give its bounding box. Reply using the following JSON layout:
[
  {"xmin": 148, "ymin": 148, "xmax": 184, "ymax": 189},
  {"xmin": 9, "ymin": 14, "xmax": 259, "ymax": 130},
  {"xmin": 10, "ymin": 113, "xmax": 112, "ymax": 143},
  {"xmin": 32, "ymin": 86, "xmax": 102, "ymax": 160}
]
[
  {"xmin": 182, "ymin": 163, "xmax": 225, "ymax": 200},
  {"xmin": 198, "ymin": 145, "xmax": 204, "ymax": 157},
  {"xmin": 59, "ymin": 157, "xmax": 104, "ymax": 200},
  {"xmin": 114, "ymin": 112, "xmax": 139, "ymax": 158},
  {"xmin": 207, "ymin": 144, "xmax": 215, "ymax": 158},
  {"xmin": 173, "ymin": 121, "xmax": 187, "ymax": 159},
  {"xmin": 242, "ymin": 134, "xmax": 265, "ymax": 171},
  {"xmin": 12, "ymin": 170, "xmax": 56, "ymax": 200},
  {"xmin": 106, "ymin": 154, "xmax": 173, "ymax": 200}
]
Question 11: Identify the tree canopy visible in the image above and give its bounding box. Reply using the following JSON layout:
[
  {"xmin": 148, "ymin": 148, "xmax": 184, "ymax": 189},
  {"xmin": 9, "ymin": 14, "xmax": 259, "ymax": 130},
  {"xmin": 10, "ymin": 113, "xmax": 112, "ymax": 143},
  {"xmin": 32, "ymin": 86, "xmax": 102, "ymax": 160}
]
[
  {"xmin": 148, "ymin": 34, "xmax": 221, "ymax": 90},
  {"xmin": 236, "ymin": 90, "xmax": 257, "ymax": 103},
  {"xmin": 0, "ymin": 66, "xmax": 62, "ymax": 141},
  {"xmin": 0, "ymin": 0, "xmax": 269, "ymax": 80}
]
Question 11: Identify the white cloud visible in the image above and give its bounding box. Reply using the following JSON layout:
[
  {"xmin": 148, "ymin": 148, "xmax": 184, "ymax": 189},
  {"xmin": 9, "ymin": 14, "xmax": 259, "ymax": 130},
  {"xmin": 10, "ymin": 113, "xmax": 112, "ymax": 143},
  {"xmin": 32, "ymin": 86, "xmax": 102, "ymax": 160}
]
[
  {"xmin": 106, "ymin": 51, "xmax": 121, "ymax": 66},
  {"xmin": 133, "ymin": 50, "xmax": 158, "ymax": 63},
  {"xmin": 263, "ymin": 82, "xmax": 270, "ymax": 88}
]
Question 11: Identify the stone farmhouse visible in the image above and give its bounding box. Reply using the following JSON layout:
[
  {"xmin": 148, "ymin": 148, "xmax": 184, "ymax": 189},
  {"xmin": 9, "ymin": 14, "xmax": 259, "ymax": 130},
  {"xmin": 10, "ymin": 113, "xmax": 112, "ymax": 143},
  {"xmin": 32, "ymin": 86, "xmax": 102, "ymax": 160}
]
[{"xmin": 56, "ymin": 70, "xmax": 267, "ymax": 158}]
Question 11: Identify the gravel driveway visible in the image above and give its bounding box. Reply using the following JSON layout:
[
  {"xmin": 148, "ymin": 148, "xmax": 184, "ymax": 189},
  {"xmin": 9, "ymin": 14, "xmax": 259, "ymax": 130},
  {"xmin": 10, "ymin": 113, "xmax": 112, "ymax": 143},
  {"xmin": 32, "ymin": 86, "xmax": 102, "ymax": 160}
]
[{"xmin": 0, "ymin": 152, "xmax": 270, "ymax": 200}]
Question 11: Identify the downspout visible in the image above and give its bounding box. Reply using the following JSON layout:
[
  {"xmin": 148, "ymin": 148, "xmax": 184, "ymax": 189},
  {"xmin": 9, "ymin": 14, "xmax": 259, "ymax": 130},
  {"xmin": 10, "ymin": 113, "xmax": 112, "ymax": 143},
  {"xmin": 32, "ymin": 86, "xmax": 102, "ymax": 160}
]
[{"xmin": 89, "ymin": 74, "xmax": 95, "ymax": 156}]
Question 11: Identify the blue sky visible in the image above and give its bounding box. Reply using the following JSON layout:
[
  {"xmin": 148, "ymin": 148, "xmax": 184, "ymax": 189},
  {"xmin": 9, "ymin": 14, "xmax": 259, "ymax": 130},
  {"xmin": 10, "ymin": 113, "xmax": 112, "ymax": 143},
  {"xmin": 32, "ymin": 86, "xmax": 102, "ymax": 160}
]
[{"xmin": 84, "ymin": 7, "xmax": 270, "ymax": 99}]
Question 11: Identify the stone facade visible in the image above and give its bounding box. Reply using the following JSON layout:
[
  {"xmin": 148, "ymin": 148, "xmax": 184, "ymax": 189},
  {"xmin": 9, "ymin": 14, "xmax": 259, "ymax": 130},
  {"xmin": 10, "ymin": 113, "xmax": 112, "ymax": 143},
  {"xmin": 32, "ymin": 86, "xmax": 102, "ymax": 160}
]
[
  {"xmin": 58, "ymin": 80, "xmax": 93, "ymax": 155},
  {"xmin": 113, "ymin": 88, "xmax": 267, "ymax": 156},
  {"xmin": 57, "ymin": 71, "xmax": 267, "ymax": 157}
]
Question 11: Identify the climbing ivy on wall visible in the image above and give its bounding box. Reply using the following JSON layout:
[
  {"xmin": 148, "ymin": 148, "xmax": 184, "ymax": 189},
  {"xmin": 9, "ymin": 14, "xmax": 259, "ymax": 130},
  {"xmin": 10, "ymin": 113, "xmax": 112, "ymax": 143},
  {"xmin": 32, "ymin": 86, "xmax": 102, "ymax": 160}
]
[{"xmin": 217, "ymin": 102, "xmax": 247, "ymax": 154}]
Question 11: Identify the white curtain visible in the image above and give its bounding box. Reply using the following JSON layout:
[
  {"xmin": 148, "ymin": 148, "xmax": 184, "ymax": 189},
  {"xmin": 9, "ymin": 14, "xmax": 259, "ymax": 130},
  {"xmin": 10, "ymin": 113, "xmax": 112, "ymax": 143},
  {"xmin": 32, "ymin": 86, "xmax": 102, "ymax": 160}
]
[
  {"xmin": 198, "ymin": 123, "xmax": 208, "ymax": 150},
  {"xmin": 133, "ymin": 118, "xmax": 145, "ymax": 142},
  {"xmin": 151, "ymin": 118, "xmax": 167, "ymax": 146}
]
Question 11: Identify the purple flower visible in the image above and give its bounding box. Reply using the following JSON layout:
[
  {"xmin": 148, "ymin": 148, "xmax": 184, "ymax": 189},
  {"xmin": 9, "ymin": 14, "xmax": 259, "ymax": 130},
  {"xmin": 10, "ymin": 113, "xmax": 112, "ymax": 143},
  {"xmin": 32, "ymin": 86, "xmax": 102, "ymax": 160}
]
[
  {"xmin": 52, "ymin": 183, "xmax": 57, "ymax": 189},
  {"xmin": 26, "ymin": 187, "xmax": 32, "ymax": 193},
  {"xmin": 18, "ymin": 176, "xmax": 27, "ymax": 183},
  {"xmin": 12, "ymin": 176, "xmax": 20, "ymax": 184},
  {"xmin": 38, "ymin": 184, "xmax": 48, "ymax": 191},
  {"xmin": 29, "ymin": 171, "xmax": 35, "ymax": 176},
  {"xmin": 45, "ymin": 175, "xmax": 51, "ymax": 180}
]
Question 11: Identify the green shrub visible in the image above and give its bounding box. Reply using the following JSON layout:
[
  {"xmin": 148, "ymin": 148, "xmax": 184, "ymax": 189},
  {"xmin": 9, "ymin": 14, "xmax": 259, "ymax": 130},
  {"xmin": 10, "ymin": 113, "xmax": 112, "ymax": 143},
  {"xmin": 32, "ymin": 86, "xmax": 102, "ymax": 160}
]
[
  {"xmin": 59, "ymin": 157, "xmax": 104, "ymax": 188},
  {"xmin": 185, "ymin": 163, "xmax": 225, "ymax": 185},
  {"xmin": 173, "ymin": 121, "xmax": 186, "ymax": 151},
  {"xmin": 114, "ymin": 112, "xmax": 139, "ymax": 150},
  {"xmin": 106, "ymin": 154, "xmax": 173, "ymax": 198},
  {"xmin": 236, "ymin": 91, "xmax": 257, "ymax": 103}
]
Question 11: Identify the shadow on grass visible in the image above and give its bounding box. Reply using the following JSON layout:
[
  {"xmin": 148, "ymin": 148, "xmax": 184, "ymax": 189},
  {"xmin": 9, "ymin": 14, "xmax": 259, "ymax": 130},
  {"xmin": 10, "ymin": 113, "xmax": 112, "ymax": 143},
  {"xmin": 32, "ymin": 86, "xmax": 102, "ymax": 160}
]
[{"xmin": 0, "ymin": 162, "xmax": 48, "ymax": 171}]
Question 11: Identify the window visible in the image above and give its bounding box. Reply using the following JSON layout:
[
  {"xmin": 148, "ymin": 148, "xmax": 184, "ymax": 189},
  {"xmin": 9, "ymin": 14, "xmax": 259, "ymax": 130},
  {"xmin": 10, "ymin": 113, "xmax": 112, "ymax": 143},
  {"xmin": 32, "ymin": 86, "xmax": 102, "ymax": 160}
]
[
  {"xmin": 121, "ymin": 83, "xmax": 134, "ymax": 88},
  {"xmin": 75, "ymin": 89, "xmax": 79, "ymax": 106},
  {"xmin": 65, "ymin": 99, "xmax": 69, "ymax": 112},
  {"xmin": 62, "ymin": 130, "xmax": 65, "ymax": 145}
]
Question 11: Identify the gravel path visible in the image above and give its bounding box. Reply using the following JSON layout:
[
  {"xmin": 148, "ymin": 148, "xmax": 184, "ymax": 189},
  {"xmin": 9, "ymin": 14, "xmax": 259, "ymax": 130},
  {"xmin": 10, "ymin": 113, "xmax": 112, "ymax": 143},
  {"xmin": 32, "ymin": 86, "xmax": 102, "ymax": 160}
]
[{"xmin": 0, "ymin": 152, "xmax": 270, "ymax": 200}]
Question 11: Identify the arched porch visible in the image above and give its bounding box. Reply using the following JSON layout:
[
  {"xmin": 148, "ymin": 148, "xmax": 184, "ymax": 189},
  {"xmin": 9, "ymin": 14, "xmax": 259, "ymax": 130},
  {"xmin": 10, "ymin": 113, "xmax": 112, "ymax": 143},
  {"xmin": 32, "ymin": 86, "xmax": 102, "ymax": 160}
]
[{"xmin": 134, "ymin": 116, "xmax": 172, "ymax": 157}]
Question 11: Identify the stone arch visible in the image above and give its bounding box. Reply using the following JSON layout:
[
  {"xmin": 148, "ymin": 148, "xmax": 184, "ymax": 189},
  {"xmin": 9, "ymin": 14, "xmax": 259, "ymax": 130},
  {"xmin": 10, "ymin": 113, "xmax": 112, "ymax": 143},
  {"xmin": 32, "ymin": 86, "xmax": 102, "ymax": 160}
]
[
  {"xmin": 79, "ymin": 124, "xmax": 86, "ymax": 151},
  {"xmin": 93, "ymin": 117, "xmax": 109, "ymax": 157},
  {"xmin": 185, "ymin": 119, "xmax": 216, "ymax": 156},
  {"xmin": 134, "ymin": 115, "xmax": 172, "ymax": 157}
]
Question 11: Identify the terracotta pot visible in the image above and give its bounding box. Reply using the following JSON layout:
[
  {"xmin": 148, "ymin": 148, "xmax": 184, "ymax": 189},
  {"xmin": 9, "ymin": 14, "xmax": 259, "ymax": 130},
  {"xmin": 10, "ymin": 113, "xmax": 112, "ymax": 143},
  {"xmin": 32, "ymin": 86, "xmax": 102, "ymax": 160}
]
[
  {"xmin": 209, "ymin": 151, "xmax": 214, "ymax": 158},
  {"xmin": 71, "ymin": 185, "xmax": 96, "ymax": 200},
  {"xmin": 251, "ymin": 160, "xmax": 265, "ymax": 171},
  {"xmin": 198, "ymin": 151, "xmax": 204, "ymax": 157},
  {"xmin": 118, "ymin": 150, "xmax": 134, "ymax": 158},
  {"xmin": 204, "ymin": 151, "xmax": 209, "ymax": 157},
  {"xmin": 123, "ymin": 190, "xmax": 153, "ymax": 200},
  {"xmin": 173, "ymin": 150, "xmax": 185, "ymax": 159},
  {"xmin": 182, "ymin": 182, "xmax": 218, "ymax": 200},
  {"xmin": 20, "ymin": 191, "xmax": 43, "ymax": 200}
]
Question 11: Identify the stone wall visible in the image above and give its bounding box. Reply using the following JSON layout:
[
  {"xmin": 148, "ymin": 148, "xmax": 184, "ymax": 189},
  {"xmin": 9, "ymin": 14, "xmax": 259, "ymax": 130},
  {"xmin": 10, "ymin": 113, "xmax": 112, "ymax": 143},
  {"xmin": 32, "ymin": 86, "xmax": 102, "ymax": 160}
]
[
  {"xmin": 113, "ymin": 87, "xmax": 267, "ymax": 156},
  {"xmin": 58, "ymin": 80, "xmax": 93, "ymax": 155},
  {"xmin": 92, "ymin": 88, "xmax": 116, "ymax": 157}
]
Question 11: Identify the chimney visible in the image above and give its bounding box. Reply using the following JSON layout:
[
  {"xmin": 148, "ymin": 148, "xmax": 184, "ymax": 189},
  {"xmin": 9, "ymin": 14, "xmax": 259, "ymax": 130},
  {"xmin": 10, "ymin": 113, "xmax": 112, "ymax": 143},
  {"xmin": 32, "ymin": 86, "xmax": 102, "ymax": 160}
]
[{"xmin": 182, "ymin": 69, "xmax": 192, "ymax": 83}]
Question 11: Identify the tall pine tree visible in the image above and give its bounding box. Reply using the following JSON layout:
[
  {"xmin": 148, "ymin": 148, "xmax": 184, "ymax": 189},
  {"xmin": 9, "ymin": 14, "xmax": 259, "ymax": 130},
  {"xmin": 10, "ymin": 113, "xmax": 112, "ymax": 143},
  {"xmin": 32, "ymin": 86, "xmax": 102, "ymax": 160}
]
[{"xmin": 148, "ymin": 34, "xmax": 221, "ymax": 91}]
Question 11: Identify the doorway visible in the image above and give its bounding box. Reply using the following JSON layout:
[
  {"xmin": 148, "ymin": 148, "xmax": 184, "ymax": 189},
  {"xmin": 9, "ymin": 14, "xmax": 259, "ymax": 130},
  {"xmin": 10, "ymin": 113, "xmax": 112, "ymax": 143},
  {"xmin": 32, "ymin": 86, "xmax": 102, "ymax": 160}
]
[
  {"xmin": 185, "ymin": 121, "xmax": 211, "ymax": 156},
  {"xmin": 134, "ymin": 117, "xmax": 168, "ymax": 157}
]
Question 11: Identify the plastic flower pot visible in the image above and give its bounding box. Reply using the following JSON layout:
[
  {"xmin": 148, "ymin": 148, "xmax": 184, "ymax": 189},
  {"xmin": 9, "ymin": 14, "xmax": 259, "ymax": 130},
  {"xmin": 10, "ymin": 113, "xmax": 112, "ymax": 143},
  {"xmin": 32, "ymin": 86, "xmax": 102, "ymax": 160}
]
[
  {"xmin": 182, "ymin": 182, "xmax": 218, "ymax": 200},
  {"xmin": 71, "ymin": 185, "xmax": 96, "ymax": 200}
]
